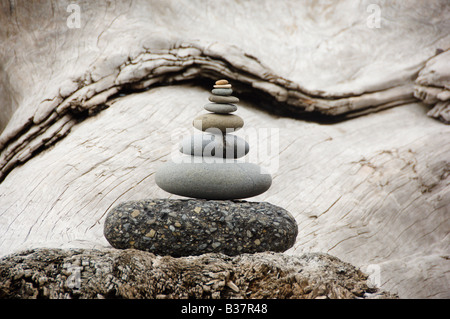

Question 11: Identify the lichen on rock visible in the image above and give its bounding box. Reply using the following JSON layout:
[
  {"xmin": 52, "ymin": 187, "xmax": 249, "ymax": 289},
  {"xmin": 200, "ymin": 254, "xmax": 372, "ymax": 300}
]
[{"xmin": 0, "ymin": 248, "xmax": 397, "ymax": 299}]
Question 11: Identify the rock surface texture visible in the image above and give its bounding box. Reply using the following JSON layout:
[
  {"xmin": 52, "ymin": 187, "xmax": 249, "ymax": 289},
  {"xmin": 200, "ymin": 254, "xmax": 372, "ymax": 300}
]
[
  {"xmin": 0, "ymin": 0, "xmax": 449, "ymax": 299},
  {"xmin": 104, "ymin": 199, "xmax": 298, "ymax": 256},
  {"xmin": 0, "ymin": 248, "xmax": 397, "ymax": 299}
]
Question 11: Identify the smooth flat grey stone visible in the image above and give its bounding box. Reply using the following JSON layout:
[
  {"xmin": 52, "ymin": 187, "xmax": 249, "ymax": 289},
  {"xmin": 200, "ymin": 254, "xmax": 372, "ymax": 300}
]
[
  {"xmin": 204, "ymin": 103, "xmax": 237, "ymax": 114},
  {"xmin": 155, "ymin": 159, "xmax": 272, "ymax": 200},
  {"xmin": 104, "ymin": 199, "xmax": 297, "ymax": 257},
  {"xmin": 193, "ymin": 113, "xmax": 244, "ymax": 132},
  {"xmin": 211, "ymin": 88, "xmax": 233, "ymax": 96},
  {"xmin": 179, "ymin": 133, "xmax": 249, "ymax": 158},
  {"xmin": 209, "ymin": 95, "xmax": 239, "ymax": 103}
]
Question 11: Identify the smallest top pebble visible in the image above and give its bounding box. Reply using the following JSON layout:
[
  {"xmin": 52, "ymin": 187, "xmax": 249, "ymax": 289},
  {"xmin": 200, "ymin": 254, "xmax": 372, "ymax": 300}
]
[{"xmin": 215, "ymin": 79, "xmax": 229, "ymax": 85}]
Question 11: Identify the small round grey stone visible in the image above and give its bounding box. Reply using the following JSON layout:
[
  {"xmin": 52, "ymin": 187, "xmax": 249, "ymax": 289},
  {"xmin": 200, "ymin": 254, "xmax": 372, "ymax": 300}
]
[
  {"xmin": 193, "ymin": 113, "xmax": 244, "ymax": 133},
  {"xmin": 103, "ymin": 199, "xmax": 298, "ymax": 257},
  {"xmin": 180, "ymin": 134, "xmax": 249, "ymax": 158},
  {"xmin": 209, "ymin": 95, "xmax": 239, "ymax": 104},
  {"xmin": 155, "ymin": 159, "xmax": 272, "ymax": 200},
  {"xmin": 211, "ymin": 88, "xmax": 233, "ymax": 96},
  {"xmin": 204, "ymin": 103, "xmax": 237, "ymax": 114}
]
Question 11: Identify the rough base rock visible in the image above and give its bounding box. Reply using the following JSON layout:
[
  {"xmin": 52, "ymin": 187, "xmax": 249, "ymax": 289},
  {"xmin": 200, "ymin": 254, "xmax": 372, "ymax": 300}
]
[
  {"xmin": 104, "ymin": 199, "xmax": 297, "ymax": 256},
  {"xmin": 0, "ymin": 248, "xmax": 397, "ymax": 299}
]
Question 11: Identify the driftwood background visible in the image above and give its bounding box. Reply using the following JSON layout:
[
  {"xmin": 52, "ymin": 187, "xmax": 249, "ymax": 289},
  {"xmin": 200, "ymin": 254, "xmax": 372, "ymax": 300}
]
[{"xmin": 0, "ymin": 0, "xmax": 449, "ymax": 298}]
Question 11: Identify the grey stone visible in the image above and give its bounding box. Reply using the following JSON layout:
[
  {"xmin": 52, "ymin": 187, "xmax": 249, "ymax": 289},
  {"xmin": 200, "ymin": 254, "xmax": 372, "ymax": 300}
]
[
  {"xmin": 209, "ymin": 95, "xmax": 239, "ymax": 104},
  {"xmin": 155, "ymin": 159, "xmax": 272, "ymax": 199},
  {"xmin": 193, "ymin": 113, "xmax": 244, "ymax": 132},
  {"xmin": 104, "ymin": 199, "xmax": 298, "ymax": 256},
  {"xmin": 179, "ymin": 133, "xmax": 249, "ymax": 158},
  {"xmin": 204, "ymin": 103, "xmax": 237, "ymax": 114},
  {"xmin": 211, "ymin": 88, "xmax": 233, "ymax": 96}
]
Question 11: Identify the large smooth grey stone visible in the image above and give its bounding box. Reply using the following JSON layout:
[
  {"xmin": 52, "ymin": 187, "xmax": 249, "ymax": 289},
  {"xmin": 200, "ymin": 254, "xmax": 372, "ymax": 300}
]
[
  {"xmin": 179, "ymin": 133, "xmax": 249, "ymax": 158},
  {"xmin": 155, "ymin": 159, "xmax": 272, "ymax": 200},
  {"xmin": 104, "ymin": 199, "xmax": 298, "ymax": 257}
]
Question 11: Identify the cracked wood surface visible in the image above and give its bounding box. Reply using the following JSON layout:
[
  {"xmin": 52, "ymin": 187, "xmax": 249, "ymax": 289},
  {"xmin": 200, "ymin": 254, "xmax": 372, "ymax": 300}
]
[
  {"xmin": 0, "ymin": 85, "xmax": 448, "ymax": 299},
  {"xmin": 0, "ymin": 0, "xmax": 449, "ymax": 182},
  {"xmin": 0, "ymin": 0, "xmax": 449, "ymax": 299},
  {"xmin": 414, "ymin": 50, "xmax": 450, "ymax": 123}
]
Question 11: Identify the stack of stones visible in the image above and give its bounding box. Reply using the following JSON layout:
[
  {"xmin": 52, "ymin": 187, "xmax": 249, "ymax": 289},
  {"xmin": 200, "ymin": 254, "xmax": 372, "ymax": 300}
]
[
  {"xmin": 104, "ymin": 79, "xmax": 298, "ymax": 257},
  {"xmin": 185, "ymin": 79, "xmax": 248, "ymax": 160},
  {"xmin": 154, "ymin": 79, "xmax": 272, "ymax": 200}
]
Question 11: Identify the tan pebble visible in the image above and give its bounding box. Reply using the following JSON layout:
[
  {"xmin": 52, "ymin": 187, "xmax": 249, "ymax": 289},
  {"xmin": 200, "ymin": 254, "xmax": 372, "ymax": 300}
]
[
  {"xmin": 215, "ymin": 79, "xmax": 229, "ymax": 85},
  {"xmin": 193, "ymin": 113, "xmax": 244, "ymax": 133},
  {"xmin": 226, "ymin": 281, "xmax": 240, "ymax": 293},
  {"xmin": 131, "ymin": 210, "xmax": 140, "ymax": 218},
  {"xmin": 145, "ymin": 229, "xmax": 156, "ymax": 238},
  {"xmin": 194, "ymin": 206, "xmax": 202, "ymax": 213},
  {"xmin": 254, "ymin": 239, "xmax": 261, "ymax": 245},
  {"xmin": 214, "ymin": 84, "xmax": 232, "ymax": 88}
]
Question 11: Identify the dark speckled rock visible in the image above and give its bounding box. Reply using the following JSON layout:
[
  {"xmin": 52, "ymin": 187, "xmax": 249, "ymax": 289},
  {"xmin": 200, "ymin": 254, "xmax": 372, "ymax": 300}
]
[{"xmin": 104, "ymin": 199, "xmax": 298, "ymax": 257}]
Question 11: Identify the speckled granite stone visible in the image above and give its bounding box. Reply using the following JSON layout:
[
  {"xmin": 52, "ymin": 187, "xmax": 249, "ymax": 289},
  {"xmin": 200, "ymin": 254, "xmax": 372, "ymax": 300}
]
[{"xmin": 104, "ymin": 199, "xmax": 298, "ymax": 257}]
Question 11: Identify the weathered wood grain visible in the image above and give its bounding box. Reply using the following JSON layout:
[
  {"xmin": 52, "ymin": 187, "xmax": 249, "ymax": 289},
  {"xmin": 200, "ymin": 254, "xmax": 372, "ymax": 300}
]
[
  {"xmin": 1, "ymin": 0, "xmax": 449, "ymax": 182},
  {"xmin": 414, "ymin": 50, "xmax": 450, "ymax": 123},
  {"xmin": 0, "ymin": 0, "xmax": 449, "ymax": 299},
  {"xmin": 0, "ymin": 85, "xmax": 448, "ymax": 298}
]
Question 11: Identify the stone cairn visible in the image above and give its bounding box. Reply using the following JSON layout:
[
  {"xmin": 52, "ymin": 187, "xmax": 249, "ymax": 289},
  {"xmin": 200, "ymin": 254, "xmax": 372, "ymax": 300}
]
[
  {"xmin": 104, "ymin": 79, "xmax": 298, "ymax": 257},
  {"xmin": 155, "ymin": 79, "xmax": 272, "ymax": 200}
]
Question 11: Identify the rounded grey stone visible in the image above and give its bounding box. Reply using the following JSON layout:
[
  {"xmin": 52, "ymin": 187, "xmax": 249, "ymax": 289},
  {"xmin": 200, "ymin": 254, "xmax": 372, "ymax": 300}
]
[
  {"xmin": 209, "ymin": 95, "xmax": 239, "ymax": 104},
  {"xmin": 103, "ymin": 199, "xmax": 298, "ymax": 257},
  {"xmin": 204, "ymin": 103, "xmax": 237, "ymax": 114},
  {"xmin": 193, "ymin": 113, "xmax": 244, "ymax": 133},
  {"xmin": 155, "ymin": 159, "xmax": 272, "ymax": 200},
  {"xmin": 211, "ymin": 88, "xmax": 233, "ymax": 96},
  {"xmin": 179, "ymin": 133, "xmax": 249, "ymax": 158}
]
